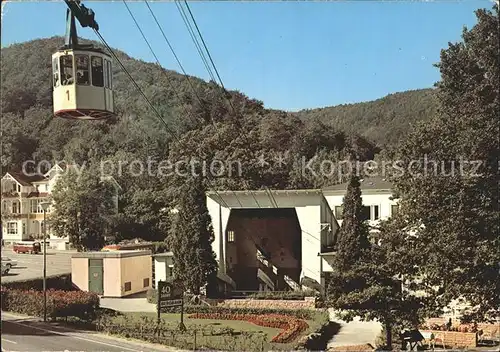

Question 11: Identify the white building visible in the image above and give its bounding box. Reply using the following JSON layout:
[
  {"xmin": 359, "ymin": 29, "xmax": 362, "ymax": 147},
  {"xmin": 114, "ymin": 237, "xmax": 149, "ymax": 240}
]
[
  {"xmin": 206, "ymin": 176, "xmax": 397, "ymax": 293},
  {"xmin": 1, "ymin": 163, "xmax": 120, "ymax": 249},
  {"xmin": 152, "ymin": 252, "xmax": 174, "ymax": 289},
  {"xmin": 323, "ymin": 176, "xmax": 399, "ymax": 229}
]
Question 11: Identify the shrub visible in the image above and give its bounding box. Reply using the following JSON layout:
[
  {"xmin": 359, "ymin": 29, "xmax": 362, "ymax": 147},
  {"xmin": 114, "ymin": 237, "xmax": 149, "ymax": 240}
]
[
  {"xmin": 188, "ymin": 312, "xmax": 308, "ymax": 343},
  {"xmin": 1, "ymin": 274, "xmax": 74, "ymax": 291},
  {"xmin": 246, "ymin": 290, "xmax": 318, "ymax": 300},
  {"xmin": 162, "ymin": 305, "xmax": 315, "ymax": 319},
  {"xmin": 1, "ymin": 288, "xmax": 99, "ymax": 321},
  {"xmin": 146, "ymin": 288, "xmax": 157, "ymax": 304}
]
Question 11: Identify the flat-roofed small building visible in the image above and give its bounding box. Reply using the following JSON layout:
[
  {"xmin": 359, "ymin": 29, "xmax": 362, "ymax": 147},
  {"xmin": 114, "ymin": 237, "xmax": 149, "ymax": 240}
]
[
  {"xmin": 71, "ymin": 250, "xmax": 151, "ymax": 297},
  {"xmin": 152, "ymin": 251, "xmax": 174, "ymax": 289}
]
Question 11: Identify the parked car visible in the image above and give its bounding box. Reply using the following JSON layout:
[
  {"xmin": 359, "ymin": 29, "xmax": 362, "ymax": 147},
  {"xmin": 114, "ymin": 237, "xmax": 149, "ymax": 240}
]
[
  {"xmin": 1, "ymin": 262, "xmax": 9, "ymax": 275},
  {"xmin": 1, "ymin": 257, "xmax": 18, "ymax": 269},
  {"xmin": 13, "ymin": 241, "xmax": 41, "ymax": 254}
]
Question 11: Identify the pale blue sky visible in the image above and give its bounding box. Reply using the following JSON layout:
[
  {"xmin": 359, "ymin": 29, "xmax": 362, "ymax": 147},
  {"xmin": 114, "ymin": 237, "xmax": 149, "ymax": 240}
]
[{"xmin": 1, "ymin": 1, "xmax": 492, "ymax": 111}]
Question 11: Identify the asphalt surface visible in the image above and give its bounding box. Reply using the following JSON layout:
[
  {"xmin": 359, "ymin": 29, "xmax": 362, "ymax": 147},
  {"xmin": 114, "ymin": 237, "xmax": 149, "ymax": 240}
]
[
  {"xmin": 1, "ymin": 248, "xmax": 72, "ymax": 282},
  {"xmin": 1, "ymin": 313, "xmax": 180, "ymax": 352}
]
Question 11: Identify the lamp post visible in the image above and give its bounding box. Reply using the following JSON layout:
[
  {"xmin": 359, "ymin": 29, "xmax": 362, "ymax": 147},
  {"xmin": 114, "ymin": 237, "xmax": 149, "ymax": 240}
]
[{"xmin": 39, "ymin": 201, "xmax": 51, "ymax": 322}]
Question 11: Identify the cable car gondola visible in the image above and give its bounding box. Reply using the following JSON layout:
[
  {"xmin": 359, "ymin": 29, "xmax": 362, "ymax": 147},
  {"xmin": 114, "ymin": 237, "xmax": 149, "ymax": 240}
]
[{"xmin": 52, "ymin": 0, "xmax": 115, "ymax": 120}]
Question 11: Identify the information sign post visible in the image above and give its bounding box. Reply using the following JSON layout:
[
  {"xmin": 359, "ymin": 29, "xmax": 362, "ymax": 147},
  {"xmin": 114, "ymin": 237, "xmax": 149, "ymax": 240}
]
[{"xmin": 157, "ymin": 280, "xmax": 185, "ymax": 331}]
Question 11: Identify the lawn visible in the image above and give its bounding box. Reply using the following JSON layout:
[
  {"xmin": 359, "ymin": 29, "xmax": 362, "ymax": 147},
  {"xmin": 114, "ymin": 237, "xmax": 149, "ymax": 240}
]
[{"xmin": 123, "ymin": 312, "xmax": 281, "ymax": 341}]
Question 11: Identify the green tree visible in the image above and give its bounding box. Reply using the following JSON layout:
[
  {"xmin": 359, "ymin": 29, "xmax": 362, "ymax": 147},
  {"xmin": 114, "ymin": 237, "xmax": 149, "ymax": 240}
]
[
  {"xmin": 50, "ymin": 166, "xmax": 117, "ymax": 251},
  {"xmin": 167, "ymin": 176, "xmax": 218, "ymax": 294},
  {"xmin": 335, "ymin": 176, "xmax": 371, "ymax": 268},
  {"xmin": 328, "ymin": 177, "xmax": 424, "ymax": 350},
  {"xmin": 391, "ymin": 5, "xmax": 500, "ymax": 322}
]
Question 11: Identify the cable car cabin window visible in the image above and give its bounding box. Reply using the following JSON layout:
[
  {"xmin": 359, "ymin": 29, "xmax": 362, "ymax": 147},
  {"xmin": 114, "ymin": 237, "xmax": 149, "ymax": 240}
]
[
  {"xmin": 75, "ymin": 54, "xmax": 90, "ymax": 85},
  {"xmin": 60, "ymin": 55, "xmax": 74, "ymax": 85},
  {"xmin": 91, "ymin": 56, "xmax": 104, "ymax": 87},
  {"xmin": 107, "ymin": 60, "xmax": 113, "ymax": 89},
  {"xmin": 103, "ymin": 59, "xmax": 110, "ymax": 88},
  {"xmin": 52, "ymin": 57, "xmax": 60, "ymax": 87}
]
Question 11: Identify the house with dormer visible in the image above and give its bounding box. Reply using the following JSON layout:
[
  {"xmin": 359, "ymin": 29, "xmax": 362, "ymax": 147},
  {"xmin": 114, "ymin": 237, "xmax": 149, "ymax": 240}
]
[{"xmin": 1, "ymin": 163, "xmax": 120, "ymax": 249}]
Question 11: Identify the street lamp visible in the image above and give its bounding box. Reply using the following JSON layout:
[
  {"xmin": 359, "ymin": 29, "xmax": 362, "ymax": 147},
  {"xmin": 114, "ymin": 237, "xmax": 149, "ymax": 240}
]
[{"xmin": 39, "ymin": 201, "xmax": 51, "ymax": 322}]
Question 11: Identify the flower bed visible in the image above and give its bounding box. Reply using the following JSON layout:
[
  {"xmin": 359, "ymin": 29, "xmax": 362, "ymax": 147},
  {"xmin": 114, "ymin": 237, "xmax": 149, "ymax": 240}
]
[{"xmin": 189, "ymin": 312, "xmax": 308, "ymax": 343}]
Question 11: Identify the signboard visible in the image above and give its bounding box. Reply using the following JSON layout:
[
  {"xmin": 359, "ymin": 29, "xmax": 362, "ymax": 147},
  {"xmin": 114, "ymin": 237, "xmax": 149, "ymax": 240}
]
[
  {"xmin": 160, "ymin": 299, "xmax": 183, "ymax": 308},
  {"xmin": 157, "ymin": 281, "xmax": 183, "ymax": 311},
  {"xmin": 156, "ymin": 280, "xmax": 186, "ymax": 331}
]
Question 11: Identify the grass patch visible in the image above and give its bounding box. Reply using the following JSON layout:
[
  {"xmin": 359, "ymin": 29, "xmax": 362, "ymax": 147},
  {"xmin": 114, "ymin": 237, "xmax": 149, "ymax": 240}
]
[{"xmin": 124, "ymin": 312, "xmax": 280, "ymax": 341}]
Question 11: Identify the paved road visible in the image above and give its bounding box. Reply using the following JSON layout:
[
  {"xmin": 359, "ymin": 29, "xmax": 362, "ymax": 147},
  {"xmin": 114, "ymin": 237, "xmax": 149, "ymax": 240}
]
[
  {"xmin": 1, "ymin": 248, "xmax": 72, "ymax": 282},
  {"xmin": 1, "ymin": 313, "xmax": 181, "ymax": 352}
]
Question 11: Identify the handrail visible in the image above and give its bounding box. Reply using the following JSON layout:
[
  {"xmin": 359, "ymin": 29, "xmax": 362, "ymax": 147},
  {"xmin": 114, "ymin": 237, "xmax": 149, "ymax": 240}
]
[{"xmin": 257, "ymin": 268, "xmax": 275, "ymax": 291}]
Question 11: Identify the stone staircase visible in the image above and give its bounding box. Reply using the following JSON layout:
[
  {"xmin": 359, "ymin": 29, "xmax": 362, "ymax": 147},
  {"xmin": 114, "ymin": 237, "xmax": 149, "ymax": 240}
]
[{"xmin": 256, "ymin": 249, "xmax": 301, "ymax": 291}]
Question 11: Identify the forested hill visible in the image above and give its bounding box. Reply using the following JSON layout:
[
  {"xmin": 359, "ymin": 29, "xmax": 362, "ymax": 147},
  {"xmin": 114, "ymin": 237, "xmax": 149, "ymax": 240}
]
[
  {"xmin": 1, "ymin": 36, "xmax": 438, "ymax": 240},
  {"xmin": 296, "ymin": 89, "xmax": 438, "ymax": 147}
]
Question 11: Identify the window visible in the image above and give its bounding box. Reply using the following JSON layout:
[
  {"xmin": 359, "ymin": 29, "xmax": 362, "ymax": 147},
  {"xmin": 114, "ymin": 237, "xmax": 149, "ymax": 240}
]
[
  {"xmin": 31, "ymin": 200, "xmax": 41, "ymax": 213},
  {"xmin": 167, "ymin": 266, "xmax": 174, "ymax": 277},
  {"xmin": 52, "ymin": 57, "xmax": 60, "ymax": 87},
  {"xmin": 373, "ymin": 205, "xmax": 380, "ymax": 220},
  {"xmin": 7, "ymin": 222, "xmax": 17, "ymax": 234},
  {"xmin": 75, "ymin": 54, "xmax": 90, "ymax": 85},
  {"xmin": 143, "ymin": 278, "xmax": 150, "ymax": 288},
  {"xmin": 335, "ymin": 206, "xmax": 343, "ymax": 220},
  {"xmin": 104, "ymin": 59, "xmax": 110, "ymax": 88},
  {"xmin": 22, "ymin": 223, "xmax": 26, "ymax": 235},
  {"xmin": 17, "ymin": 184, "xmax": 21, "ymax": 192},
  {"xmin": 124, "ymin": 282, "xmax": 131, "ymax": 291},
  {"xmin": 91, "ymin": 56, "xmax": 104, "ymax": 87},
  {"xmin": 107, "ymin": 60, "xmax": 113, "ymax": 89},
  {"xmin": 227, "ymin": 230, "xmax": 235, "ymax": 242},
  {"xmin": 12, "ymin": 201, "xmax": 20, "ymax": 214},
  {"xmin": 391, "ymin": 204, "xmax": 399, "ymax": 217},
  {"xmin": 361, "ymin": 206, "xmax": 371, "ymax": 221},
  {"xmin": 60, "ymin": 55, "xmax": 74, "ymax": 85},
  {"xmin": 2, "ymin": 201, "xmax": 6, "ymax": 212}
]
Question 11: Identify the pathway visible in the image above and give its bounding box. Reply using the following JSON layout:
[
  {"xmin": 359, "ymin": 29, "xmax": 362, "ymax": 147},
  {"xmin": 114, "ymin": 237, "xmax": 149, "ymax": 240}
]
[{"xmin": 327, "ymin": 309, "xmax": 382, "ymax": 349}]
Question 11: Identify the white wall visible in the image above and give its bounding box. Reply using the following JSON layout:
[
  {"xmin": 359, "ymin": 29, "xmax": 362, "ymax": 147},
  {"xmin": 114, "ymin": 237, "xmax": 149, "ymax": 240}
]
[
  {"xmin": 2, "ymin": 220, "xmax": 26, "ymax": 242},
  {"xmin": 324, "ymin": 191, "xmax": 398, "ymax": 229},
  {"xmin": 154, "ymin": 256, "xmax": 174, "ymax": 288},
  {"xmin": 207, "ymin": 197, "xmax": 230, "ymax": 273},
  {"xmin": 295, "ymin": 205, "xmax": 322, "ymax": 284}
]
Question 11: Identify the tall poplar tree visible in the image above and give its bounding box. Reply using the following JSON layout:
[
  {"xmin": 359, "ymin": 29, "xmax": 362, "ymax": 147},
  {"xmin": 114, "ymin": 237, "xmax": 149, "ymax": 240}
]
[{"xmin": 167, "ymin": 176, "xmax": 218, "ymax": 294}]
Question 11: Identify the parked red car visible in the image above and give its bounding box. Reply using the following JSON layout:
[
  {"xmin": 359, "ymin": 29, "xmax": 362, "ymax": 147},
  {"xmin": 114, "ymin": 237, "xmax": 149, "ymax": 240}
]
[{"xmin": 13, "ymin": 241, "xmax": 41, "ymax": 254}]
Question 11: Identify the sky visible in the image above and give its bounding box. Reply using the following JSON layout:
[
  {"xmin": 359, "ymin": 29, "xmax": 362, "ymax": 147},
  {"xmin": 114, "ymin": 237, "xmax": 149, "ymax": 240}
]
[{"xmin": 1, "ymin": 0, "xmax": 493, "ymax": 111}]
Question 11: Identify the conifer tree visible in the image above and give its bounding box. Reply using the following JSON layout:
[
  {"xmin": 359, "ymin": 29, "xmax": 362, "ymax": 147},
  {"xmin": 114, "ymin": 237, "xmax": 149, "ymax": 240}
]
[
  {"xmin": 167, "ymin": 176, "xmax": 218, "ymax": 294},
  {"xmin": 327, "ymin": 176, "xmax": 421, "ymax": 350},
  {"xmin": 335, "ymin": 175, "xmax": 371, "ymax": 269}
]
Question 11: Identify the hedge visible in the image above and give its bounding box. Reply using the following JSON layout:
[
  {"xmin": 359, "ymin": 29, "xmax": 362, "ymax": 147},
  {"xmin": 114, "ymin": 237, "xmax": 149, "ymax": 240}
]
[
  {"xmin": 1, "ymin": 274, "xmax": 74, "ymax": 291},
  {"xmin": 246, "ymin": 290, "xmax": 318, "ymax": 300},
  {"xmin": 165, "ymin": 305, "xmax": 315, "ymax": 320},
  {"xmin": 148, "ymin": 288, "xmax": 320, "ymax": 303},
  {"xmin": 1, "ymin": 288, "xmax": 99, "ymax": 321}
]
